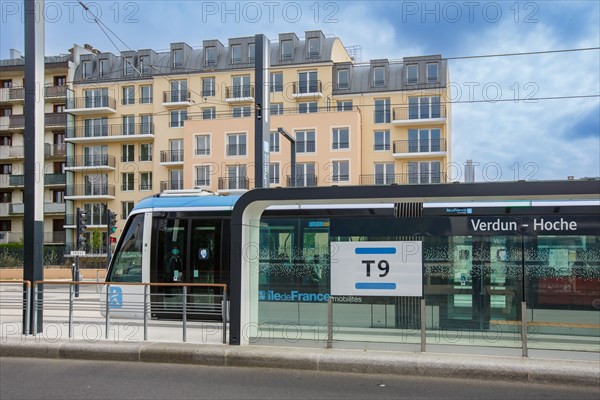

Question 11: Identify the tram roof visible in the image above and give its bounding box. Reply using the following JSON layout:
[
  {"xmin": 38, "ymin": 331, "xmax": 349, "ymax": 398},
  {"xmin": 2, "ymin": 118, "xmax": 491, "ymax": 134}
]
[{"xmin": 134, "ymin": 194, "xmax": 241, "ymax": 212}]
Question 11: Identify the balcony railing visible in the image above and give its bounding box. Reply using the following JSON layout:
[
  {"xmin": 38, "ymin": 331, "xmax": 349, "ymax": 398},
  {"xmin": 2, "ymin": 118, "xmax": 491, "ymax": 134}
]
[
  {"xmin": 65, "ymin": 213, "xmax": 107, "ymax": 226},
  {"xmin": 2, "ymin": 113, "xmax": 67, "ymax": 131},
  {"xmin": 0, "ymin": 145, "xmax": 24, "ymax": 158},
  {"xmin": 292, "ymin": 81, "xmax": 323, "ymax": 96},
  {"xmin": 9, "ymin": 202, "xmax": 65, "ymax": 215},
  {"xmin": 45, "ymin": 143, "xmax": 67, "ymax": 157},
  {"xmin": 67, "ymin": 96, "xmax": 116, "ymax": 110},
  {"xmin": 160, "ymin": 180, "xmax": 183, "ymax": 191},
  {"xmin": 8, "ymin": 174, "xmax": 66, "ymax": 186},
  {"xmin": 67, "ymin": 123, "xmax": 154, "ymax": 139},
  {"xmin": 393, "ymin": 105, "xmax": 446, "ymax": 121},
  {"xmin": 286, "ymin": 175, "xmax": 318, "ymax": 187},
  {"xmin": 162, "ymin": 90, "xmax": 191, "ymax": 103},
  {"xmin": 225, "ymin": 85, "xmax": 255, "ymax": 99},
  {"xmin": 7, "ymin": 87, "xmax": 24, "ymax": 101},
  {"xmin": 218, "ymin": 177, "xmax": 249, "ymax": 190},
  {"xmin": 0, "ymin": 231, "xmax": 65, "ymax": 243},
  {"xmin": 45, "ymin": 113, "xmax": 67, "ymax": 127},
  {"xmin": 66, "ymin": 155, "xmax": 115, "ymax": 168},
  {"xmin": 226, "ymin": 144, "xmax": 247, "ymax": 156},
  {"xmin": 160, "ymin": 150, "xmax": 184, "ymax": 163},
  {"xmin": 195, "ymin": 179, "xmax": 210, "ymax": 187},
  {"xmin": 359, "ymin": 173, "xmax": 447, "ymax": 185},
  {"xmin": 66, "ymin": 184, "xmax": 115, "ymax": 197},
  {"xmin": 44, "ymin": 85, "xmax": 68, "ymax": 98},
  {"xmin": 393, "ymin": 138, "xmax": 447, "ymax": 154},
  {"xmin": 139, "ymin": 182, "xmax": 153, "ymax": 191}
]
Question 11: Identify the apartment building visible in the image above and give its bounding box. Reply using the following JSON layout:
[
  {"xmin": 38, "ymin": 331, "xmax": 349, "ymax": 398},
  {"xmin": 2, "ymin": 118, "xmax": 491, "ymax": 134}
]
[
  {"xmin": 0, "ymin": 45, "xmax": 90, "ymax": 246},
  {"xmin": 66, "ymin": 30, "xmax": 451, "ymax": 250}
]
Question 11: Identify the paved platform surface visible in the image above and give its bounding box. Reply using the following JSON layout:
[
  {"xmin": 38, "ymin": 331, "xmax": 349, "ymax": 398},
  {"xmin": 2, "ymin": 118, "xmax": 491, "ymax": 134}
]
[{"xmin": 1, "ymin": 336, "xmax": 598, "ymax": 387}]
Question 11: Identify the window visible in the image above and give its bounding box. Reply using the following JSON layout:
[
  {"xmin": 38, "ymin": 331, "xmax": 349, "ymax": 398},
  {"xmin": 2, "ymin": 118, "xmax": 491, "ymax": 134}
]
[
  {"xmin": 427, "ymin": 63, "xmax": 438, "ymax": 82},
  {"xmin": 408, "ymin": 128, "xmax": 442, "ymax": 153},
  {"xmin": 332, "ymin": 128, "xmax": 349, "ymax": 150},
  {"xmin": 227, "ymin": 133, "xmax": 247, "ymax": 156},
  {"xmin": 170, "ymin": 170, "xmax": 183, "ymax": 189},
  {"xmin": 0, "ymin": 136, "xmax": 12, "ymax": 145},
  {"xmin": 232, "ymin": 106, "xmax": 251, "ymax": 118},
  {"xmin": 281, "ymin": 40, "xmax": 293, "ymax": 60},
  {"xmin": 195, "ymin": 135, "xmax": 210, "ymax": 156},
  {"xmin": 0, "ymin": 107, "xmax": 12, "ymax": 116},
  {"xmin": 122, "ymin": 144, "xmax": 134, "ymax": 162},
  {"xmin": 269, "ymin": 131, "xmax": 280, "ymax": 152},
  {"xmin": 84, "ymin": 118, "xmax": 108, "ymax": 137},
  {"xmin": 373, "ymin": 66, "xmax": 385, "ymax": 87},
  {"xmin": 108, "ymin": 213, "xmax": 143, "ymax": 282},
  {"xmin": 140, "ymin": 114, "xmax": 153, "ymax": 134},
  {"xmin": 408, "ymin": 161, "xmax": 441, "ymax": 184},
  {"xmin": 270, "ymin": 103, "xmax": 283, "ymax": 115},
  {"xmin": 298, "ymin": 70, "xmax": 318, "ymax": 93},
  {"xmin": 298, "ymin": 102, "xmax": 317, "ymax": 113},
  {"xmin": 292, "ymin": 163, "xmax": 316, "ymax": 187},
  {"xmin": 0, "ymin": 164, "xmax": 12, "ymax": 174},
  {"xmin": 54, "ymin": 76, "xmax": 66, "ymax": 86},
  {"xmin": 375, "ymin": 163, "xmax": 395, "ymax": 185},
  {"xmin": 226, "ymin": 165, "xmax": 247, "ymax": 189},
  {"xmin": 140, "ymin": 85, "xmax": 153, "ymax": 103},
  {"xmin": 170, "ymin": 110, "xmax": 187, "ymax": 127},
  {"xmin": 173, "ymin": 49, "xmax": 183, "ymax": 68},
  {"xmin": 52, "ymin": 190, "xmax": 64, "ymax": 203},
  {"xmin": 122, "ymin": 172, "xmax": 135, "ymax": 191},
  {"xmin": 232, "ymin": 75, "xmax": 251, "ymax": 97},
  {"xmin": 122, "ymin": 202, "xmax": 134, "ymax": 219},
  {"xmin": 231, "ymin": 44, "xmax": 241, "ymax": 64},
  {"xmin": 408, "ymin": 96, "xmax": 442, "ymax": 119},
  {"xmin": 337, "ymin": 69, "xmax": 349, "ymax": 89},
  {"xmin": 99, "ymin": 59, "xmax": 107, "ymax": 78},
  {"xmin": 296, "ymin": 130, "xmax": 315, "ymax": 153},
  {"xmin": 139, "ymin": 55, "xmax": 150, "ymax": 74},
  {"xmin": 205, "ymin": 47, "xmax": 216, "ymax": 66},
  {"xmin": 0, "ymin": 220, "xmax": 11, "ymax": 231},
  {"xmin": 269, "ymin": 163, "xmax": 280, "ymax": 185},
  {"xmin": 0, "ymin": 192, "xmax": 12, "ymax": 203},
  {"xmin": 195, "ymin": 165, "xmax": 211, "ymax": 186},
  {"xmin": 83, "ymin": 145, "xmax": 108, "ymax": 167},
  {"xmin": 202, "ymin": 77, "xmax": 215, "ymax": 96},
  {"xmin": 140, "ymin": 143, "xmax": 152, "ymax": 161},
  {"xmin": 332, "ymin": 160, "xmax": 349, "ymax": 182},
  {"xmin": 84, "ymin": 174, "xmax": 108, "ymax": 195},
  {"xmin": 307, "ymin": 38, "xmax": 319, "ymax": 57},
  {"xmin": 0, "ymin": 79, "xmax": 12, "ymax": 88},
  {"xmin": 202, "ymin": 107, "xmax": 216, "ymax": 120},
  {"xmin": 374, "ymin": 130, "xmax": 390, "ymax": 151},
  {"xmin": 82, "ymin": 61, "xmax": 91, "ymax": 79},
  {"xmin": 270, "ymin": 72, "xmax": 283, "ymax": 92},
  {"xmin": 122, "ymin": 86, "xmax": 135, "ymax": 105},
  {"xmin": 84, "ymin": 88, "xmax": 108, "ymax": 108},
  {"xmin": 53, "ymin": 104, "xmax": 65, "ymax": 113},
  {"xmin": 374, "ymin": 98, "xmax": 390, "ymax": 123},
  {"xmin": 139, "ymin": 172, "xmax": 152, "ymax": 191},
  {"xmin": 407, "ymin": 64, "xmax": 418, "ymax": 84},
  {"xmin": 169, "ymin": 140, "xmax": 183, "ymax": 162},
  {"xmin": 248, "ymin": 43, "xmax": 255, "ymax": 62},
  {"xmin": 169, "ymin": 80, "xmax": 188, "ymax": 102},
  {"xmin": 123, "ymin": 57, "xmax": 134, "ymax": 76},
  {"xmin": 337, "ymin": 100, "xmax": 353, "ymax": 111},
  {"xmin": 122, "ymin": 115, "xmax": 135, "ymax": 135}
]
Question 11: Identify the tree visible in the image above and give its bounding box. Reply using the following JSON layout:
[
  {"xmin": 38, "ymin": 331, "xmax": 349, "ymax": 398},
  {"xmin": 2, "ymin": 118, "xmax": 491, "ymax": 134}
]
[{"xmin": 90, "ymin": 230, "xmax": 103, "ymax": 254}]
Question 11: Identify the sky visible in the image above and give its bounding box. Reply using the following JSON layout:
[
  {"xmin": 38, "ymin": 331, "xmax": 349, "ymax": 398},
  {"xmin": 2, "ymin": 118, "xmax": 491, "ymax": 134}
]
[{"xmin": 1, "ymin": 0, "xmax": 599, "ymax": 182}]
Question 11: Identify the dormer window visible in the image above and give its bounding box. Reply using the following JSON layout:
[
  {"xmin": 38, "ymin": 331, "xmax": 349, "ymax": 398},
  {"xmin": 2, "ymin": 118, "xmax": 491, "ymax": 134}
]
[
  {"xmin": 205, "ymin": 47, "xmax": 216, "ymax": 66},
  {"xmin": 248, "ymin": 43, "xmax": 255, "ymax": 63},
  {"xmin": 308, "ymin": 38, "xmax": 319, "ymax": 58},
  {"xmin": 281, "ymin": 40, "xmax": 293, "ymax": 60},
  {"xmin": 99, "ymin": 59, "xmax": 107, "ymax": 78},
  {"xmin": 140, "ymin": 55, "xmax": 150, "ymax": 74},
  {"xmin": 338, "ymin": 69, "xmax": 349, "ymax": 89},
  {"xmin": 427, "ymin": 63, "xmax": 438, "ymax": 82},
  {"xmin": 172, "ymin": 49, "xmax": 183, "ymax": 68},
  {"xmin": 407, "ymin": 64, "xmax": 418, "ymax": 84},
  {"xmin": 373, "ymin": 66, "xmax": 385, "ymax": 87},
  {"xmin": 82, "ymin": 61, "xmax": 91, "ymax": 79},
  {"xmin": 231, "ymin": 44, "xmax": 241, "ymax": 64},
  {"xmin": 123, "ymin": 57, "xmax": 134, "ymax": 76}
]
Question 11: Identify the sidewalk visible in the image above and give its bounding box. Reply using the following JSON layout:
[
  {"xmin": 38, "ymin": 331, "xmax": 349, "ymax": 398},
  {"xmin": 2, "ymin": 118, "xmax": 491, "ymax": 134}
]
[{"xmin": 1, "ymin": 334, "xmax": 598, "ymax": 387}]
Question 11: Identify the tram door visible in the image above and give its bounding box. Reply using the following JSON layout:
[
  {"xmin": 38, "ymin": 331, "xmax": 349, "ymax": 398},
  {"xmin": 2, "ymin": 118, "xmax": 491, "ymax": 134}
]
[{"xmin": 189, "ymin": 220, "xmax": 223, "ymax": 313}]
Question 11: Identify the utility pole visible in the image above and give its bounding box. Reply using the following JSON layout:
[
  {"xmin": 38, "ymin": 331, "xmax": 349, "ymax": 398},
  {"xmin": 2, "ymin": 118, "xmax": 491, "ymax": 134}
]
[
  {"xmin": 254, "ymin": 34, "xmax": 270, "ymax": 188},
  {"xmin": 23, "ymin": 0, "xmax": 45, "ymax": 334}
]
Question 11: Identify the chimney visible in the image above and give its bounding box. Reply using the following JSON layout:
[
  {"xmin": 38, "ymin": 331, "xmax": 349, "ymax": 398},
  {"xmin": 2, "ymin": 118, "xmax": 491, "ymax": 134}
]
[{"xmin": 9, "ymin": 49, "xmax": 22, "ymax": 59}]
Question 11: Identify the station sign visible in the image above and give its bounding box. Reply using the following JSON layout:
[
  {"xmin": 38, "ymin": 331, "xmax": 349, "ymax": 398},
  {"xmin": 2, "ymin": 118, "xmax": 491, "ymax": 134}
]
[
  {"xmin": 330, "ymin": 241, "xmax": 422, "ymax": 297},
  {"xmin": 70, "ymin": 250, "xmax": 86, "ymax": 256}
]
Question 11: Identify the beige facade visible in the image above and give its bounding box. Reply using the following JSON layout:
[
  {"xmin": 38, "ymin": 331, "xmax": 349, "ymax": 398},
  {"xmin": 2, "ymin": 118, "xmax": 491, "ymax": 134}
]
[{"xmin": 65, "ymin": 31, "xmax": 452, "ymax": 250}]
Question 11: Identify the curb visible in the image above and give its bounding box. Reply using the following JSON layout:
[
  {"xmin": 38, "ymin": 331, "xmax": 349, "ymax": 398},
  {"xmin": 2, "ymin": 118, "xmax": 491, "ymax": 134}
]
[{"xmin": 1, "ymin": 338, "xmax": 598, "ymax": 387}]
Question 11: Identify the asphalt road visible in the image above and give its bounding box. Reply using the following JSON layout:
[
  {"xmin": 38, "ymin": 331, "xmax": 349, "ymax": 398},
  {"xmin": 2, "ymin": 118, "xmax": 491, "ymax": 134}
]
[{"xmin": 1, "ymin": 358, "xmax": 598, "ymax": 400}]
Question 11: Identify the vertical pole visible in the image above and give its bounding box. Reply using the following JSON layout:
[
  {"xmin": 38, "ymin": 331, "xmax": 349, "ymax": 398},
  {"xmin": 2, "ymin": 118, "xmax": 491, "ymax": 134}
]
[
  {"xmin": 106, "ymin": 208, "xmax": 110, "ymax": 267},
  {"xmin": 290, "ymin": 141, "xmax": 296, "ymax": 186},
  {"xmin": 143, "ymin": 285, "xmax": 148, "ymax": 341},
  {"xmin": 254, "ymin": 34, "xmax": 270, "ymax": 188},
  {"xmin": 23, "ymin": 0, "xmax": 45, "ymax": 335},
  {"xmin": 222, "ymin": 288, "xmax": 228, "ymax": 344},
  {"xmin": 420, "ymin": 298, "xmax": 426, "ymax": 352},
  {"xmin": 326, "ymin": 297, "xmax": 333, "ymax": 349},
  {"xmin": 68, "ymin": 283, "xmax": 74, "ymax": 338},
  {"xmin": 521, "ymin": 302, "xmax": 528, "ymax": 357},
  {"xmin": 24, "ymin": 282, "xmax": 30, "ymax": 335},
  {"xmin": 32, "ymin": 284, "xmax": 38, "ymax": 335},
  {"xmin": 105, "ymin": 284, "xmax": 110, "ymax": 339},
  {"xmin": 182, "ymin": 285, "xmax": 187, "ymax": 342}
]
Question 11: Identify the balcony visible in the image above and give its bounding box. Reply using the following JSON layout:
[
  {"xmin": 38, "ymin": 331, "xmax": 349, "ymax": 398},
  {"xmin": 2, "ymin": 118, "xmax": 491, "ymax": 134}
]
[
  {"xmin": 66, "ymin": 96, "xmax": 117, "ymax": 115},
  {"xmin": 8, "ymin": 174, "xmax": 65, "ymax": 187},
  {"xmin": 0, "ymin": 231, "xmax": 23, "ymax": 243},
  {"xmin": 65, "ymin": 155, "xmax": 116, "ymax": 171},
  {"xmin": 392, "ymin": 139, "xmax": 447, "ymax": 158},
  {"xmin": 218, "ymin": 177, "xmax": 250, "ymax": 191},
  {"xmin": 0, "ymin": 145, "xmax": 24, "ymax": 159},
  {"xmin": 160, "ymin": 150, "xmax": 184, "ymax": 165},
  {"xmin": 0, "ymin": 87, "xmax": 24, "ymax": 103},
  {"xmin": 65, "ymin": 213, "xmax": 107, "ymax": 227},
  {"xmin": 65, "ymin": 184, "xmax": 115, "ymax": 200},
  {"xmin": 162, "ymin": 90, "xmax": 192, "ymax": 107},
  {"xmin": 0, "ymin": 174, "xmax": 10, "ymax": 188},
  {"xmin": 292, "ymin": 81, "xmax": 323, "ymax": 100},
  {"xmin": 160, "ymin": 180, "xmax": 183, "ymax": 192},
  {"xmin": 0, "ymin": 203, "xmax": 9, "ymax": 217},
  {"xmin": 0, "ymin": 113, "xmax": 66, "ymax": 132},
  {"xmin": 359, "ymin": 173, "xmax": 447, "ymax": 185},
  {"xmin": 286, "ymin": 175, "xmax": 318, "ymax": 188},
  {"xmin": 392, "ymin": 105, "xmax": 447, "ymax": 126},
  {"xmin": 44, "ymin": 85, "xmax": 68, "ymax": 101},
  {"xmin": 66, "ymin": 123, "xmax": 154, "ymax": 143},
  {"xmin": 45, "ymin": 143, "xmax": 67, "ymax": 158},
  {"xmin": 225, "ymin": 86, "xmax": 255, "ymax": 103},
  {"xmin": 9, "ymin": 202, "xmax": 66, "ymax": 215}
]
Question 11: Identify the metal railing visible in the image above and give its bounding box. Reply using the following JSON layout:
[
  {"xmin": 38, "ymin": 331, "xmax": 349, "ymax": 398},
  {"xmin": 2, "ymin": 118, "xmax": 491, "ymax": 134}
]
[
  {"xmin": 160, "ymin": 180, "xmax": 183, "ymax": 191},
  {"xmin": 225, "ymin": 85, "xmax": 254, "ymax": 99},
  {"xmin": 8, "ymin": 174, "xmax": 66, "ymax": 187},
  {"xmin": 67, "ymin": 96, "xmax": 117, "ymax": 110},
  {"xmin": 66, "ymin": 155, "xmax": 116, "ymax": 168},
  {"xmin": 393, "ymin": 138, "xmax": 447, "ymax": 154},
  {"xmin": 292, "ymin": 80, "xmax": 323, "ymax": 95},
  {"xmin": 67, "ymin": 123, "xmax": 155, "ymax": 138},
  {"xmin": 393, "ymin": 105, "xmax": 446, "ymax": 121},
  {"xmin": 286, "ymin": 175, "xmax": 318, "ymax": 188},
  {"xmin": 162, "ymin": 90, "xmax": 191, "ymax": 103},
  {"xmin": 218, "ymin": 177, "xmax": 249, "ymax": 190},
  {"xmin": 66, "ymin": 184, "xmax": 115, "ymax": 197},
  {"xmin": 359, "ymin": 173, "xmax": 447, "ymax": 185},
  {"xmin": 160, "ymin": 150, "xmax": 184, "ymax": 163}
]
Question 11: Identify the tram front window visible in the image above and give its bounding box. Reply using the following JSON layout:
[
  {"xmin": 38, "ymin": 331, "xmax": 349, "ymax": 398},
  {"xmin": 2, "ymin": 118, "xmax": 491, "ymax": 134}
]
[{"xmin": 107, "ymin": 214, "xmax": 144, "ymax": 282}]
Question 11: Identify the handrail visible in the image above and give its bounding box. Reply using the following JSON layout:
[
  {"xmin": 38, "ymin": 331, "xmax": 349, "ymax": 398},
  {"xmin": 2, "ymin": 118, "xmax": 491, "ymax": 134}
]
[
  {"xmin": 0, "ymin": 279, "xmax": 31, "ymax": 286},
  {"xmin": 32, "ymin": 281, "xmax": 227, "ymax": 289}
]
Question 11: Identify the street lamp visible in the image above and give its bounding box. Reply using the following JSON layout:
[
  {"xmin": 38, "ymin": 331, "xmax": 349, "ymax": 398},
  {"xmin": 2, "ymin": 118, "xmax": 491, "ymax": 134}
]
[{"xmin": 277, "ymin": 127, "xmax": 296, "ymax": 187}]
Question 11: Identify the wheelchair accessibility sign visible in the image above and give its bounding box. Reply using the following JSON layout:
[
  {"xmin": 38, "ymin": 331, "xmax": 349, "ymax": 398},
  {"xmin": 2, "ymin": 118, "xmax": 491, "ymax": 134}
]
[{"xmin": 109, "ymin": 286, "xmax": 123, "ymax": 309}]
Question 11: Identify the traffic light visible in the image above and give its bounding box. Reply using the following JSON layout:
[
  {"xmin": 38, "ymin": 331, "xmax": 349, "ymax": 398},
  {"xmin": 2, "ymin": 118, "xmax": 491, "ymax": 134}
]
[
  {"xmin": 107, "ymin": 210, "xmax": 118, "ymax": 235},
  {"xmin": 76, "ymin": 208, "xmax": 87, "ymax": 250}
]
